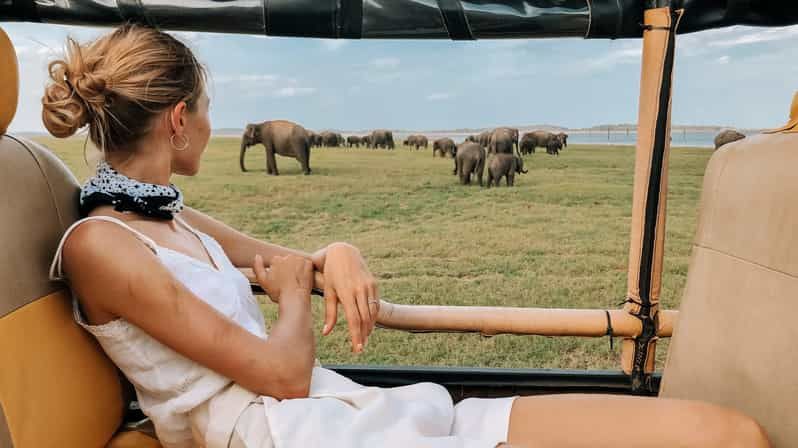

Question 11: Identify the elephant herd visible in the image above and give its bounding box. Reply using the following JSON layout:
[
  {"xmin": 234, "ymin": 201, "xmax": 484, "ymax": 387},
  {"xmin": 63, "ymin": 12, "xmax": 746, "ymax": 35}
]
[
  {"xmin": 520, "ymin": 131, "xmax": 568, "ymax": 156},
  {"xmin": 238, "ymin": 119, "xmax": 568, "ymax": 182},
  {"xmin": 239, "ymin": 120, "xmax": 402, "ymax": 175},
  {"xmin": 450, "ymin": 127, "xmax": 568, "ymax": 187},
  {"xmin": 309, "ymin": 129, "xmax": 396, "ymax": 149}
]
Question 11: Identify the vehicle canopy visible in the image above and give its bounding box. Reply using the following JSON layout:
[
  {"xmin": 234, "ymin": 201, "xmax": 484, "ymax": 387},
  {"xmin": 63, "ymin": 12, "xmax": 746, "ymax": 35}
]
[{"xmin": 2, "ymin": 0, "xmax": 797, "ymax": 40}]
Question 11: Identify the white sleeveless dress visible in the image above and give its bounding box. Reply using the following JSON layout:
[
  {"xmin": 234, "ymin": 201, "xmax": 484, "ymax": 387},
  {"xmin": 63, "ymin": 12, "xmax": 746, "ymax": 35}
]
[{"xmin": 49, "ymin": 215, "xmax": 518, "ymax": 448}]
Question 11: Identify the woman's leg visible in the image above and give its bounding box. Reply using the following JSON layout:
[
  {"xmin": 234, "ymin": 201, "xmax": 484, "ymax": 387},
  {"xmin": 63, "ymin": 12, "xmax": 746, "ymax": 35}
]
[{"xmin": 502, "ymin": 393, "xmax": 770, "ymax": 448}]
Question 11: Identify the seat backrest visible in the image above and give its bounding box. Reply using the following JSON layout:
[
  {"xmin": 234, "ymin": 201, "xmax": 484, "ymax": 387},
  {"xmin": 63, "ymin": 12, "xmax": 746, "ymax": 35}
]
[
  {"xmin": 660, "ymin": 93, "xmax": 798, "ymax": 447},
  {"xmin": 0, "ymin": 26, "xmax": 125, "ymax": 447}
]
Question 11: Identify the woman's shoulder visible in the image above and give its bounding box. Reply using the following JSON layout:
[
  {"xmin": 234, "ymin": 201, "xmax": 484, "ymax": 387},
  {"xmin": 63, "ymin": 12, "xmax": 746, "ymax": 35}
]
[{"xmin": 59, "ymin": 215, "xmax": 159, "ymax": 276}]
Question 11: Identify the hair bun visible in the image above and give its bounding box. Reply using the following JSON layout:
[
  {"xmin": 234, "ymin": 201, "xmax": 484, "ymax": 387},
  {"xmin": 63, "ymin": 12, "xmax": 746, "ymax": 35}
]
[
  {"xmin": 41, "ymin": 59, "xmax": 90, "ymax": 138},
  {"xmin": 41, "ymin": 37, "xmax": 110, "ymax": 139},
  {"xmin": 72, "ymin": 71, "xmax": 108, "ymax": 107}
]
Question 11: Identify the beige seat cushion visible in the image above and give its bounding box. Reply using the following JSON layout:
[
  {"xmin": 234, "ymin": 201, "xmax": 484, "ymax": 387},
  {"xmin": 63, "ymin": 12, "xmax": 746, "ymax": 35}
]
[{"xmin": 659, "ymin": 132, "xmax": 798, "ymax": 447}]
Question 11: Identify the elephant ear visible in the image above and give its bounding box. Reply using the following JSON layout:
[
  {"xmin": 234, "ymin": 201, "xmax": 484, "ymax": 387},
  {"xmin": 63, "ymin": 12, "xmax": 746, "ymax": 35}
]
[{"xmin": 246, "ymin": 124, "xmax": 259, "ymax": 140}]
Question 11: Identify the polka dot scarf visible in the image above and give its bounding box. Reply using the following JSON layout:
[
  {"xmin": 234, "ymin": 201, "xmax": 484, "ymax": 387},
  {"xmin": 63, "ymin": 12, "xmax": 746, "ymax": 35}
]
[{"xmin": 79, "ymin": 160, "xmax": 184, "ymax": 220}]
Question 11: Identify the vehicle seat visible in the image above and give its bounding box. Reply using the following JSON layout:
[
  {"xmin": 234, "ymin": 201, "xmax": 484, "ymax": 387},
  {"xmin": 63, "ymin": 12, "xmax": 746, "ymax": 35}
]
[
  {"xmin": 659, "ymin": 92, "xmax": 798, "ymax": 447},
  {"xmin": 0, "ymin": 26, "xmax": 161, "ymax": 448}
]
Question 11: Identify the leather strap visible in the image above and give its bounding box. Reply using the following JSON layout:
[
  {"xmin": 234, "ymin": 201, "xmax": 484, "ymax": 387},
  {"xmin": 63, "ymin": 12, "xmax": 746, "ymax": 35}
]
[{"xmin": 436, "ymin": 0, "xmax": 474, "ymax": 40}]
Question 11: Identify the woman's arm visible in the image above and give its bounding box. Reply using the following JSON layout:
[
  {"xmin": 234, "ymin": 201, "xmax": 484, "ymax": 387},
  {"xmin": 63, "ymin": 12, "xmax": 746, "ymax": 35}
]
[
  {"xmin": 179, "ymin": 206, "xmax": 379, "ymax": 353},
  {"xmin": 62, "ymin": 221, "xmax": 316, "ymax": 399}
]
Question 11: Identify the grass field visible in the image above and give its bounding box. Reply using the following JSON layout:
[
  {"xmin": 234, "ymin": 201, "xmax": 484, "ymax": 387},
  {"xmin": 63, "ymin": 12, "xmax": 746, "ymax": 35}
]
[{"xmin": 41, "ymin": 137, "xmax": 714, "ymax": 371}]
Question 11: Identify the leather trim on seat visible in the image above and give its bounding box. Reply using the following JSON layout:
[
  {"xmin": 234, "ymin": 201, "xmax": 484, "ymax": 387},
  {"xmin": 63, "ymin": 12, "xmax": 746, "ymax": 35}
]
[
  {"xmin": 764, "ymin": 91, "xmax": 798, "ymax": 134},
  {"xmin": 0, "ymin": 402, "xmax": 13, "ymax": 448},
  {"xmin": 0, "ymin": 27, "xmax": 19, "ymax": 134}
]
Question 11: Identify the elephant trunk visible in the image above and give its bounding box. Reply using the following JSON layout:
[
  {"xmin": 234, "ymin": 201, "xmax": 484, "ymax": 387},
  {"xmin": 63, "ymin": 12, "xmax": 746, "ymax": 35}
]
[{"xmin": 239, "ymin": 142, "xmax": 248, "ymax": 172}]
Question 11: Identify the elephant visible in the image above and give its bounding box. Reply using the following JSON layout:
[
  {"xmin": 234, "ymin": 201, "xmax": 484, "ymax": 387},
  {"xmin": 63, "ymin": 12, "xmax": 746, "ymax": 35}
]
[
  {"xmin": 557, "ymin": 132, "xmax": 568, "ymax": 148},
  {"xmin": 320, "ymin": 131, "xmax": 342, "ymax": 147},
  {"xmin": 466, "ymin": 135, "xmax": 478, "ymax": 143},
  {"xmin": 433, "ymin": 138, "xmax": 456, "ymax": 158},
  {"xmin": 477, "ymin": 130, "xmax": 492, "ymax": 148},
  {"xmin": 308, "ymin": 131, "xmax": 323, "ymax": 148},
  {"xmin": 453, "ymin": 142, "xmax": 486, "ymax": 186},
  {"xmin": 520, "ymin": 131, "xmax": 562, "ymax": 155},
  {"xmin": 714, "ymin": 129, "xmax": 746, "ymax": 149},
  {"xmin": 488, "ymin": 127, "xmax": 521, "ymax": 156},
  {"xmin": 487, "ymin": 153, "xmax": 528, "ymax": 187},
  {"xmin": 404, "ymin": 135, "xmax": 429, "ymax": 150},
  {"xmin": 347, "ymin": 136, "xmax": 363, "ymax": 147},
  {"xmin": 362, "ymin": 134, "xmax": 373, "ymax": 148},
  {"xmin": 370, "ymin": 129, "xmax": 395, "ymax": 149},
  {"xmin": 240, "ymin": 120, "xmax": 311, "ymax": 175},
  {"xmin": 491, "ymin": 127, "xmax": 519, "ymax": 153},
  {"xmin": 546, "ymin": 137, "xmax": 563, "ymax": 156}
]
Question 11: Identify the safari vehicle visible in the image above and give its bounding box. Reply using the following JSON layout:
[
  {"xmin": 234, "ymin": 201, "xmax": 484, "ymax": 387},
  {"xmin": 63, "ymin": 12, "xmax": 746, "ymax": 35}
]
[{"xmin": 1, "ymin": 0, "xmax": 797, "ymax": 446}]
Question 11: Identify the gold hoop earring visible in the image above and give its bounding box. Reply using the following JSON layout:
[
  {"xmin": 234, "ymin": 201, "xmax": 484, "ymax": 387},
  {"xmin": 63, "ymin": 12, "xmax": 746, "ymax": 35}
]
[{"xmin": 170, "ymin": 134, "xmax": 190, "ymax": 151}]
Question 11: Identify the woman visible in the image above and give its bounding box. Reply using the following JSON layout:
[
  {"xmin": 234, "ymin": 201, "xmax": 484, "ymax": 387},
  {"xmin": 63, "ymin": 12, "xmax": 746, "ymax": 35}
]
[{"xmin": 44, "ymin": 24, "xmax": 770, "ymax": 448}]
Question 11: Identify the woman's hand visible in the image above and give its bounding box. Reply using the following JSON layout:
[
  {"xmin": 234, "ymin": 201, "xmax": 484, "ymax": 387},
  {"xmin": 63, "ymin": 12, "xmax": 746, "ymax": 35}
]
[
  {"xmin": 254, "ymin": 254, "xmax": 314, "ymax": 304},
  {"xmin": 319, "ymin": 242, "xmax": 379, "ymax": 353}
]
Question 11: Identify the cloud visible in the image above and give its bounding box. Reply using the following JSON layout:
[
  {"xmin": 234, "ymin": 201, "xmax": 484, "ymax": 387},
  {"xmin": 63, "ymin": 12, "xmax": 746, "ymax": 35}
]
[
  {"xmin": 371, "ymin": 57, "xmax": 400, "ymax": 69},
  {"xmin": 211, "ymin": 73, "xmax": 316, "ymax": 98},
  {"xmin": 717, "ymin": 55, "xmax": 731, "ymax": 64},
  {"xmin": 214, "ymin": 74, "xmax": 281, "ymax": 84},
  {"xmin": 274, "ymin": 87, "xmax": 317, "ymax": 97},
  {"xmin": 677, "ymin": 25, "xmax": 798, "ymax": 58},
  {"xmin": 426, "ymin": 92, "xmax": 454, "ymax": 101},
  {"xmin": 320, "ymin": 39, "xmax": 347, "ymax": 51},
  {"xmin": 707, "ymin": 26, "xmax": 798, "ymax": 47},
  {"xmin": 581, "ymin": 44, "xmax": 641, "ymax": 73}
]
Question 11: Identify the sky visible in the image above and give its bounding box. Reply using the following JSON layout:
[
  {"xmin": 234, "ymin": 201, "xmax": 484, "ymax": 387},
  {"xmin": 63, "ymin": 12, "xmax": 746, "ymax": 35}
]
[{"xmin": 5, "ymin": 22, "xmax": 798, "ymax": 134}]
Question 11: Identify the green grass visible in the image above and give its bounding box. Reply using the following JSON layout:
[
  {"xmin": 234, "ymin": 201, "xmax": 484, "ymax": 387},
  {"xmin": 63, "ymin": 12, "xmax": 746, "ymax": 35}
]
[{"xmin": 41, "ymin": 137, "xmax": 714, "ymax": 371}]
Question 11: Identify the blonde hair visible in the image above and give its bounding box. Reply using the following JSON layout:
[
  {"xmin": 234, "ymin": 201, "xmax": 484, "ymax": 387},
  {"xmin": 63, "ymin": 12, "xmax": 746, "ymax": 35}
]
[{"xmin": 42, "ymin": 23, "xmax": 206, "ymax": 154}]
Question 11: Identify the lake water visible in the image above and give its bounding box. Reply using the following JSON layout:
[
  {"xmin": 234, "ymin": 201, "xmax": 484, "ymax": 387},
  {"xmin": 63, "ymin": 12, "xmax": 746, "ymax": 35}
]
[{"xmin": 395, "ymin": 130, "xmax": 724, "ymax": 148}]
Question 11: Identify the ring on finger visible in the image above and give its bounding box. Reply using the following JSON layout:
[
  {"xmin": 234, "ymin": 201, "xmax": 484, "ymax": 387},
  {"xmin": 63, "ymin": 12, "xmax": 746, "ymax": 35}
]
[{"xmin": 367, "ymin": 298, "xmax": 379, "ymax": 305}]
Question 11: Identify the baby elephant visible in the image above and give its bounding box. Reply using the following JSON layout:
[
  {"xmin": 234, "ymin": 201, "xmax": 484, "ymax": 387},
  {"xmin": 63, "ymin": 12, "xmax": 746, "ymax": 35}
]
[
  {"xmin": 487, "ymin": 154, "xmax": 527, "ymax": 187},
  {"xmin": 454, "ymin": 142, "xmax": 486, "ymax": 186}
]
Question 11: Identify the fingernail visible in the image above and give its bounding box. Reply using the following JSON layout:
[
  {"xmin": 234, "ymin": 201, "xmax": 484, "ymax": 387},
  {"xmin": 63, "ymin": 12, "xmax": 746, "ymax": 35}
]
[
  {"xmin": 357, "ymin": 343, "xmax": 363, "ymax": 352},
  {"xmin": 322, "ymin": 324, "xmax": 330, "ymax": 334}
]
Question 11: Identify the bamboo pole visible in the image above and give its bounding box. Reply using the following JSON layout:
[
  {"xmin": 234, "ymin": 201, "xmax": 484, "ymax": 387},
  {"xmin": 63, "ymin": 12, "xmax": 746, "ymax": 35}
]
[{"xmin": 238, "ymin": 268, "xmax": 676, "ymax": 338}]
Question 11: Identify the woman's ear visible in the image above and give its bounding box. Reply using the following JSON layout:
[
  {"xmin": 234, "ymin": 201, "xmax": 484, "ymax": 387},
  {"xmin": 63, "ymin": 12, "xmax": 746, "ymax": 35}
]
[{"xmin": 169, "ymin": 101, "xmax": 188, "ymax": 135}]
